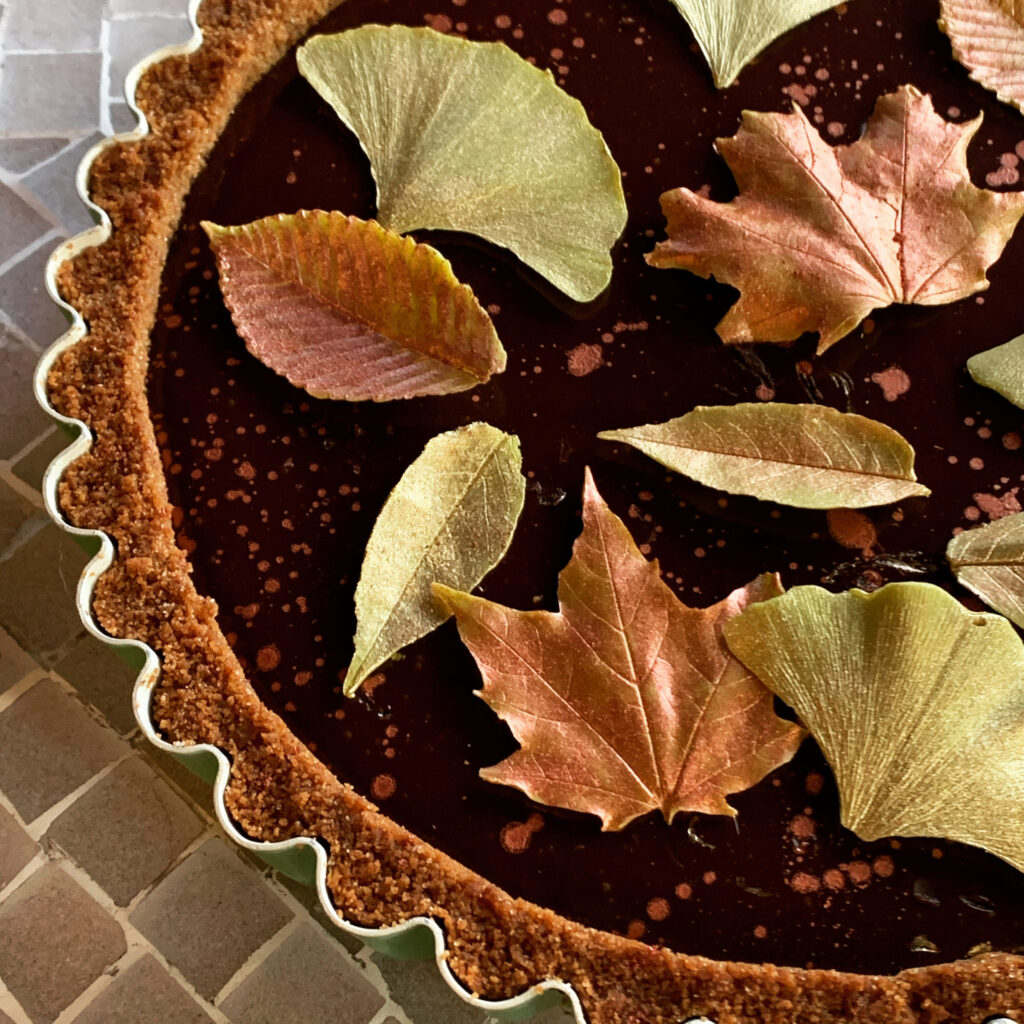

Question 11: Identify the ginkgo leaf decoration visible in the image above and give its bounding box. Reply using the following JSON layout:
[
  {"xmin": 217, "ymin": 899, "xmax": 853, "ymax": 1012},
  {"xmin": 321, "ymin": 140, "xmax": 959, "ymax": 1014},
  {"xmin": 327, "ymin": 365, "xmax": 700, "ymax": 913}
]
[
  {"xmin": 967, "ymin": 333, "xmax": 1024, "ymax": 409},
  {"xmin": 668, "ymin": 0, "xmax": 842, "ymax": 88},
  {"xmin": 724, "ymin": 583, "xmax": 1024, "ymax": 872},
  {"xmin": 345, "ymin": 422, "xmax": 526, "ymax": 696},
  {"xmin": 648, "ymin": 85, "xmax": 1024, "ymax": 353},
  {"xmin": 948, "ymin": 511, "xmax": 1024, "ymax": 628},
  {"xmin": 599, "ymin": 403, "xmax": 929, "ymax": 509},
  {"xmin": 939, "ymin": 0, "xmax": 1024, "ymax": 113},
  {"xmin": 297, "ymin": 26, "xmax": 627, "ymax": 303},
  {"xmin": 434, "ymin": 470, "xmax": 806, "ymax": 831},
  {"xmin": 203, "ymin": 213, "xmax": 505, "ymax": 402}
]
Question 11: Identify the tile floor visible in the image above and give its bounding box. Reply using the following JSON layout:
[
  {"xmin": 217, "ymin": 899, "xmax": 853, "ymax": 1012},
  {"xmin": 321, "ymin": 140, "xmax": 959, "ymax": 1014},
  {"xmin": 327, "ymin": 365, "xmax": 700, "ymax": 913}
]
[{"xmin": 0, "ymin": 2, "xmax": 577, "ymax": 1022}]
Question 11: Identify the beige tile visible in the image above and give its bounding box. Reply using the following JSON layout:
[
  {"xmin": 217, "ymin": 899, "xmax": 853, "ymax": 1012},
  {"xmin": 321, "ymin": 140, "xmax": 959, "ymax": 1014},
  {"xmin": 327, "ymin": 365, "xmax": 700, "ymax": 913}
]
[
  {"xmin": 0, "ymin": 678, "xmax": 123, "ymax": 821},
  {"xmin": 72, "ymin": 955, "xmax": 214, "ymax": 1024},
  {"xmin": 0, "ymin": 865, "xmax": 126, "ymax": 1024},
  {"xmin": 47, "ymin": 756, "xmax": 204, "ymax": 906},
  {"xmin": 129, "ymin": 837, "xmax": 292, "ymax": 999},
  {"xmin": 221, "ymin": 921, "xmax": 385, "ymax": 1024}
]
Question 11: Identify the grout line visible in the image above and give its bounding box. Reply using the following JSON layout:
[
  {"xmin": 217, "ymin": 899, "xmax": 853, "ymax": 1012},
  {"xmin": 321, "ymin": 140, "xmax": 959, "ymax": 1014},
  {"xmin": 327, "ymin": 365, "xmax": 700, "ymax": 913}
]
[
  {"xmin": 98, "ymin": 15, "xmax": 113, "ymax": 135},
  {"xmin": 367, "ymin": 1004, "xmax": 410, "ymax": 1024},
  {"xmin": 49, "ymin": 943, "xmax": 149, "ymax": 1024},
  {"xmin": 0, "ymin": 668, "xmax": 45, "ymax": 716},
  {"xmin": 212, "ymin": 915, "xmax": 303, "ymax": 1005},
  {"xmin": 23, "ymin": 748, "xmax": 134, "ymax": 841},
  {"xmin": 54, "ymin": 856, "xmax": 235, "ymax": 1024},
  {"xmin": 119, "ymin": 823, "xmax": 218, "ymax": 916},
  {"xmin": 0, "ymin": 228, "xmax": 65, "ymax": 281},
  {"xmin": 0, "ymin": 461, "xmax": 49, "ymax": 508},
  {"xmin": 0, "ymin": 849, "xmax": 47, "ymax": 905}
]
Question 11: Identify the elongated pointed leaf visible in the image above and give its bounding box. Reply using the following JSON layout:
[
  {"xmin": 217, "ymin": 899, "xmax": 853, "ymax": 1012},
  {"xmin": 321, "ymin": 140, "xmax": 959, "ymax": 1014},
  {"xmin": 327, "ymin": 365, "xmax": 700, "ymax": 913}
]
[
  {"xmin": 204, "ymin": 212, "xmax": 504, "ymax": 402},
  {"xmin": 668, "ymin": 0, "xmax": 842, "ymax": 88},
  {"xmin": 345, "ymin": 422, "xmax": 525, "ymax": 695},
  {"xmin": 297, "ymin": 26, "xmax": 627, "ymax": 302},
  {"xmin": 967, "ymin": 333, "xmax": 1024, "ymax": 409},
  {"xmin": 940, "ymin": 0, "xmax": 1024, "ymax": 113},
  {"xmin": 435, "ymin": 471, "xmax": 804, "ymax": 830},
  {"xmin": 724, "ymin": 583, "xmax": 1024, "ymax": 872},
  {"xmin": 948, "ymin": 511, "xmax": 1024, "ymax": 627},
  {"xmin": 599, "ymin": 403, "xmax": 929, "ymax": 509}
]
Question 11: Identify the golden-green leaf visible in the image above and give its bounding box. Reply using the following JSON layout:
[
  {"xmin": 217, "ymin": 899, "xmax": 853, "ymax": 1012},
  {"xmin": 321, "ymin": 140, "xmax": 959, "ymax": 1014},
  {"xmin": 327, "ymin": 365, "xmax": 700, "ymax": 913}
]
[
  {"xmin": 724, "ymin": 582, "xmax": 1024, "ymax": 872},
  {"xmin": 967, "ymin": 333, "xmax": 1024, "ymax": 409},
  {"xmin": 667, "ymin": 0, "xmax": 842, "ymax": 88},
  {"xmin": 948, "ymin": 511, "xmax": 1024, "ymax": 627},
  {"xmin": 939, "ymin": 0, "xmax": 1024, "ymax": 114},
  {"xmin": 297, "ymin": 25, "xmax": 627, "ymax": 302},
  {"xmin": 598, "ymin": 403, "xmax": 929, "ymax": 509},
  {"xmin": 435, "ymin": 470, "xmax": 804, "ymax": 830},
  {"xmin": 345, "ymin": 422, "xmax": 525, "ymax": 695},
  {"xmin": 203, "ymin": 212, "xmax": 504, "ymax": 402}
]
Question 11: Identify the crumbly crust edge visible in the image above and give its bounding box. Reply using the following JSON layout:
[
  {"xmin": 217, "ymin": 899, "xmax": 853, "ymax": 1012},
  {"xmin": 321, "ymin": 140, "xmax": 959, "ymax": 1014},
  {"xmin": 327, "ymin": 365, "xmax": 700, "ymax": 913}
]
[{"xmin": 42, "ymin": 1, "xmax": 1024, "ymax": 1021}]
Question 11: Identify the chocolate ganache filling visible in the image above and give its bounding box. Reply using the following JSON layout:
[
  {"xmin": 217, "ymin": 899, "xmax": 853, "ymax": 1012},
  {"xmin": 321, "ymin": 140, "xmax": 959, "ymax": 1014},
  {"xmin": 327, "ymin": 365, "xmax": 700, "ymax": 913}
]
[{"xmin": 147, "ymin": 0, "xmax": 1024, "ymax": 974}]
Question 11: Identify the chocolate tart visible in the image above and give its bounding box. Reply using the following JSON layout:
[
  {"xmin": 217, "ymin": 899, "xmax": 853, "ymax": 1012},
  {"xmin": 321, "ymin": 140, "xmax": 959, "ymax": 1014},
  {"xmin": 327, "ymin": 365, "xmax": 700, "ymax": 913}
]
[{"xmin": 43, "ymin": 0, "xmax": 1024, "ymax": 1020}]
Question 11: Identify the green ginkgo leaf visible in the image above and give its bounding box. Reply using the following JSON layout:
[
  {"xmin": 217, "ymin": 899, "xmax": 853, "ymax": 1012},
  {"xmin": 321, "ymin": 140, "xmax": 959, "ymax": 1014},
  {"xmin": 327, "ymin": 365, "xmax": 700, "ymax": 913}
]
[
  {"xmin": 297, "ymin": 25, "xmax": 627, "ymax": 302},
  {"xmin": 668, "ymin": 0, "xmax": 844, "ymax": 88},
  {"xmin": 345, "ymin": 422, "xmax": 526, "ymax": 696},
  {"xmin": 724, "ymin": 583, "xmax": 1024, "ymax": 872}
]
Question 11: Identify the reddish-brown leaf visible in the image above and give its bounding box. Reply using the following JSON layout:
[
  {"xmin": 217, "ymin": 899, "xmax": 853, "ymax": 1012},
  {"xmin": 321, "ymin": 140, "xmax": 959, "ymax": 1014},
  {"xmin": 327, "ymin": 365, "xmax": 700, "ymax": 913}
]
[
  {"xmin": 434, "ymin": 470, "xmax": 806, "ymax": 831},
  {"xmin": 204, "ymin": 212, "xmax": 505, "ymax": 402},
  {"xmin": 648, "ymin": 85, "xmax": 1024, "ymax": 353}
]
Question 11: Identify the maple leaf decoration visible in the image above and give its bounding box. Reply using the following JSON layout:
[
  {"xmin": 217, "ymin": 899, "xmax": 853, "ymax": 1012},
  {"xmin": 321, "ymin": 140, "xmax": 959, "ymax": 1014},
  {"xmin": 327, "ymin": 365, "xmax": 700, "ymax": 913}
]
[
  {"xmin": 648, "ymin": 84, "xmax": 1024, "ymax": 353},
  {"xmin": 434, "ymin": 471, "xmax": 806, "ymax": 831}
]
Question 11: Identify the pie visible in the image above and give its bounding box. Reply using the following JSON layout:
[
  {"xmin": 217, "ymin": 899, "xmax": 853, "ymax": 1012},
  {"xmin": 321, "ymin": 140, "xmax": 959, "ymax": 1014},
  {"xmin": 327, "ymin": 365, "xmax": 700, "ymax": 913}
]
[{"xmin": 46, "ymin": 0, "xmax": 1024, "ymax": 1020}]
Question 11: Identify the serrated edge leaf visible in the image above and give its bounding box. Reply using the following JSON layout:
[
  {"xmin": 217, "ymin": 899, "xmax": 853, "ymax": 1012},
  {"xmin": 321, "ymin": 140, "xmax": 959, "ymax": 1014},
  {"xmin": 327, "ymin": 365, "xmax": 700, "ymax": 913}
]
[
  {"xmin": 939, "ymin": 0, "xmax": 1024, "ymax": 114},
  {"xmin": 345, "ymin": 422, "xmax": 526, "ymax": 695},
  {"xmin": 598, "ymin": 403, "xmax": 930, "ymax": 509},
  {"xmin": 967, "ymin": 333, "xmax": 1024, "ymax": 410},
  {"xmin": 297, "ymin": 25, "xmax": 627, "ymax": 302},
  {"xmin": 203, "ymin": 212, "xmax": 505, "ymax": 402}
]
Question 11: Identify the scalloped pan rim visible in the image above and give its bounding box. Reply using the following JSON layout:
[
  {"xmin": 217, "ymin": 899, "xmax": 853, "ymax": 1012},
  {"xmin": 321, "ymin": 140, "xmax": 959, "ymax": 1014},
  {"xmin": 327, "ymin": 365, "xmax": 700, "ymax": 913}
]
[{"xmin": 30, "ymin": 5, "xmax": 597, "ymax": 1022}]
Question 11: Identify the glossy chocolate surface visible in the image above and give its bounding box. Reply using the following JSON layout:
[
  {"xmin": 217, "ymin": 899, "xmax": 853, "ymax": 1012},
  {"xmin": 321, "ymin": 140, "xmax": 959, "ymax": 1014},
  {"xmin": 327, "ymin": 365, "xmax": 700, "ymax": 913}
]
[{"xmin": 148, "ymin": 0, "xmax": 1024, "ymax": 973}]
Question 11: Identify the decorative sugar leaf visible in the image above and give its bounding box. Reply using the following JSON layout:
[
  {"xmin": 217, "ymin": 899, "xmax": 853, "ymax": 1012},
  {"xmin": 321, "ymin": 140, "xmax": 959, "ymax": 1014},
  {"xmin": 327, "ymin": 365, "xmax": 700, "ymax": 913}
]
[
  {"xmin": 723, "ymin": 583, "xmax": 1024, "ymax": 872},
  {"xmin": 940, "ymin": 0, "xmax": 1024, "ymax": 113},
  {"xmin": 297, "ymin": 26, "xmax": 627, "ymax": 302},
  {"xmin": 203, "ymin": 213, "xmax": 504, "ymax": 403},
  {"xmin": 948, "ymin": 512, "xmax": 1024, "ymax": 627},
  {"xmin": 345, "ymin": 422, "xmax": 525, "ymax": 696},
  {"xmin": 433, "ymin": 470, "xmax": 805, "ymax": 831},
  {"xmin": 598, "ymin": 403, "xmax": 929, "ymax": 509},
  {"xmin": 667, "ymin": 0, "xmax": 842, "ymax": 89},
  {"xmin": 967, "ymin": 333, "xmax": 1024, "ymax": 409},
  {"xmin": 648, "ymin": 85, "xmax": 1024, "ymax": 353}
]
